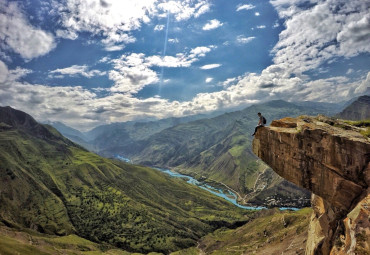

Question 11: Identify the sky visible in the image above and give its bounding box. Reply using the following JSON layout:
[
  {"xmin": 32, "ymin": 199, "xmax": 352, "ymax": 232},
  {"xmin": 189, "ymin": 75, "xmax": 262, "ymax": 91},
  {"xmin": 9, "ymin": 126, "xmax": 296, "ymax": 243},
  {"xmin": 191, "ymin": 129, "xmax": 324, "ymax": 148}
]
[{"xmin": 0, "ymin": 0, "xmax": 369, "ymax": 130}]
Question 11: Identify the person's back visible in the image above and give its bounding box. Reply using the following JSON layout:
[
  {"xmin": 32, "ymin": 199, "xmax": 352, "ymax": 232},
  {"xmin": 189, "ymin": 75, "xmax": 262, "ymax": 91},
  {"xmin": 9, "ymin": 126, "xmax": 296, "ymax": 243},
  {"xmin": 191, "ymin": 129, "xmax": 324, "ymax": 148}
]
[{"xmin": 252, "ymin": 112, "xmax": 266, "ymax": 136}]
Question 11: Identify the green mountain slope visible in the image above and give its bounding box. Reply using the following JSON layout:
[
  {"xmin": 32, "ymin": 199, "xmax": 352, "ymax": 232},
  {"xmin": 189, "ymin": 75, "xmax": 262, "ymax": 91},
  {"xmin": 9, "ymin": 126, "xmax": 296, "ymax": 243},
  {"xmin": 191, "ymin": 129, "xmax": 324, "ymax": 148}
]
[
  {"xmin": 79, "ymin": 114, "xmax": 220, "ymax": 157},
  {"xmin": 0, "ymin": 208, "xmax": 311, "ymax": 255},
  {"xmin": 336, "ymin": 95, "xmax": 370, "ymax": 120},
  {"xmin": 118, "ymin": 101, "xmax": 320, "ymax": 207},
  {"xmin": 188, "ymin": 208, "xmax": 312, "ymax": 255},
  {"xmin": 0, "ymin": 106, "xmax": 248, "ymax": 254}
]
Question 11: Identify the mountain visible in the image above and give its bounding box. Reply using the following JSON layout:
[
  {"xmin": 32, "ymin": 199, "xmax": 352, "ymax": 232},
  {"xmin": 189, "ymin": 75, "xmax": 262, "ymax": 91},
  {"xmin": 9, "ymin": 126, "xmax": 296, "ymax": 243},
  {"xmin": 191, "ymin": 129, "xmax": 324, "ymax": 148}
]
[
  {"xmin": 336, "ymin": 95, "xmax": 370, "ymax": 120},
  {"xmin": 0, "ymin": 106, "xmax": 248, "ymax": 254},
  {"xmin": 291, "ymin": 101, "xmax": 346, "ymax": 116},
  {"xmin": 46, "ymin": 121, "xmax": 94, "ymax": 150},
  {"xmin": 108, "ymin": 100, "xmax": 330, "ymax": 208},
  {"xmin": 0, "ymin": 207, "xmax": 312, "ymax": 255},
  {"xmin": 47, "ymin": 121, "xmax": 87, "ymax": 141},
  {"xmin": 48, "ymin": 113, "xmax": 219, "ymax": 157}
]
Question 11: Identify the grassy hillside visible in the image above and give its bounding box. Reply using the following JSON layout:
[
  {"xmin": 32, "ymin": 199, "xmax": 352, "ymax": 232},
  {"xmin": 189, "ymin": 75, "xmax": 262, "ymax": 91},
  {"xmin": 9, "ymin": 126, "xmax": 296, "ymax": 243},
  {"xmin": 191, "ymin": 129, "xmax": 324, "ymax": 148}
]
[
  {"xmin": 0, "ymin": 106, "xmax": 249, "ymax": 254},
  {"xmin": 79, "ymin": 114, "xmax": 219, "ymax": 158},
  {"xmin": 171, "ymin": 208, "xmax": 312, "ymax": 255},
  {"xmin": 115, "ymin": 101, "xmax": 316, "ymax": 207},
  {"xmin": 0, "ymin": 208, "xmax": 311, "ymax": 255}
]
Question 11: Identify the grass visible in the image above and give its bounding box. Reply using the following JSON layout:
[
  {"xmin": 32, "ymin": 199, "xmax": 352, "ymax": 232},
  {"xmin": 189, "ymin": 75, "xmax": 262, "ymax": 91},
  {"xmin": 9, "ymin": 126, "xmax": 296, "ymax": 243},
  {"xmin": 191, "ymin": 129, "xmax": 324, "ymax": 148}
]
[
  {"xmin": 0, "ymin": 126, "xmax": 249, "ymax": 254},
  {"xmin": 196, "ymin": 208, "xmax": 312, "ymax": 255},
  {"xmin": 343, "ymin": 119, "xmax": 370, "ymax": 137}
]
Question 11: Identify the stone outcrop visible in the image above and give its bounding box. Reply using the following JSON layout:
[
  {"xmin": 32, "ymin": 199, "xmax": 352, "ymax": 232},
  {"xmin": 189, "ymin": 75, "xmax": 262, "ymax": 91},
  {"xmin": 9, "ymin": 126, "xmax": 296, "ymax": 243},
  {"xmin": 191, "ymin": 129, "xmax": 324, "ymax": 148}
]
[{"xmin": 252, "ymin": 116, "xmax": 370, "ymax": 255}]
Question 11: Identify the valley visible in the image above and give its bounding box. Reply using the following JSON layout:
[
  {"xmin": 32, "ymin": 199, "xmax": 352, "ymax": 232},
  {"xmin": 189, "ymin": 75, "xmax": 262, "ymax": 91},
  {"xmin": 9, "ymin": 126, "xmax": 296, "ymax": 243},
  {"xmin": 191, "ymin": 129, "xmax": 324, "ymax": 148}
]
[
  {"xmin": 1, "ymin": 96, "xmax": 368, "ymax": 255},
  {"xmin": 58, "ymin": 100, "xmax": 333, "ymax": 208},
  {"xmin": 0, "ymin": 106, "xmax": 250, "ymax": 254}
]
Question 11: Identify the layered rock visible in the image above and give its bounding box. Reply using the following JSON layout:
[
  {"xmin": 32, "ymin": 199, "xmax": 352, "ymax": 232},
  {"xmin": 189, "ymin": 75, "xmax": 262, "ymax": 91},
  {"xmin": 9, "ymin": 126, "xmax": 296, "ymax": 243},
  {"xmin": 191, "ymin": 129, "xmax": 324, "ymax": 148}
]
[{"xmin": 252, "ymin": 116, "xmax": 370, "ymax": 255}]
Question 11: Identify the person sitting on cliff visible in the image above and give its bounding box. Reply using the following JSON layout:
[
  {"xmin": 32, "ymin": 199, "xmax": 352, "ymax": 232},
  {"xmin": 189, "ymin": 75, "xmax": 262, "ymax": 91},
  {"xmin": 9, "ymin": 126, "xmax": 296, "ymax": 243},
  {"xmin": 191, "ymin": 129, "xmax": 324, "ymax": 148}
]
[{"xmin": 252, "ymin": 112, "xmax": 266, "ymax": 136}]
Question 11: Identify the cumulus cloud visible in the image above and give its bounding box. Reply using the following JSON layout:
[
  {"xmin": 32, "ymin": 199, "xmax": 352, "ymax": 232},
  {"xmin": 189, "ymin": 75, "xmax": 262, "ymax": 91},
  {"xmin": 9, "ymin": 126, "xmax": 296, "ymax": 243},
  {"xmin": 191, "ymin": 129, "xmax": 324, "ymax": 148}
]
[
  {"xmin": 53, "ymin": 0, "xmax": 211, "ymax": 50},
  {"xmin": 200, "ymin": 64, "xmax": 222, "ymax": 70},
  {"xmin": 0, "ymin": 1, "xmax": 56, "ymax": 60},
  {"xmin": 271, "ymin": 0, "xmax": 370, "ymax": 74},
  {"xmin": 50, "ymin": 65, "xmax": 106, "ymax": 78},
  {"xmin": 236, "ymin": 4, "xmax": 255, "ymax": 12},
  {"xmin": 256, "ymin": 25, "xmax": 266, "ymax": 29},
  {"xmin": 157, "ymin": 0, "xmax": 210, "ymax": 21},
  {"xmin": 255, "ymin": 12, "xmax": 260, "ymax": 16},
  {"xmin": 108, "ymin": 46, "xmax": 214, "ymax": 93},
  {"xmin": 1, "ymin": 60, "xmax": 369, "ymax": 131},
  {"xmin": 55, "ymin": 29, "xmax": 78, "ymax": 40},
  {"xmin": 202, "ymin": 19, "xmax": 223, "ymax": 30},
  {"xmin": 109, "ymin": 53, "xmax": 159, "ymax": 94}
]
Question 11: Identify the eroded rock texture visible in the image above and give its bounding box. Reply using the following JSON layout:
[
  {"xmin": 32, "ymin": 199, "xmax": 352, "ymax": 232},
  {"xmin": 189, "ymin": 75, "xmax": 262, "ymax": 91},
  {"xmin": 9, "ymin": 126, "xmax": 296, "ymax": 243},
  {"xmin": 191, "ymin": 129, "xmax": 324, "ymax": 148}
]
[{"xmin": 253, "ymin": 116, "xmax": 370, "ymax": 255}]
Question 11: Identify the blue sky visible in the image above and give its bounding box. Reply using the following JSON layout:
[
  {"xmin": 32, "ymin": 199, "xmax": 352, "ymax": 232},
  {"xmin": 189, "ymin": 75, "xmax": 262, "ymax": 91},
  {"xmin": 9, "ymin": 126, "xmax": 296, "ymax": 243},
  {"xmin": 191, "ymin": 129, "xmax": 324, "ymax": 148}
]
[{"xmin": 0, "ymin": 0, "xmax": 369, "ymax": 130}]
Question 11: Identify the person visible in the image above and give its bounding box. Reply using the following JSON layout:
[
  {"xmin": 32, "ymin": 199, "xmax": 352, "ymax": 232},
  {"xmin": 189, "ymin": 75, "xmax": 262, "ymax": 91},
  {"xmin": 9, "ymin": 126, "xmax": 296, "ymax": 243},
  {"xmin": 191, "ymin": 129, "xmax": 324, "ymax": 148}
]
[{"xmin": 252, "ymin": 112, "xmax": 266, "ymax": 136}]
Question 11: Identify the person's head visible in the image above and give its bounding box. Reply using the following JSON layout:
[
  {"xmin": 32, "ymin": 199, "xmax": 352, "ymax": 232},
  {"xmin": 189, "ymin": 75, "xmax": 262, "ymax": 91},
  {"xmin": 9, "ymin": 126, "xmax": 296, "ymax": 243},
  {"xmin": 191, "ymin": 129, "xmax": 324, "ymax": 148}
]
[{"xmin": 257, "ymin": 112, "xmax": 261, "ymax": 116}]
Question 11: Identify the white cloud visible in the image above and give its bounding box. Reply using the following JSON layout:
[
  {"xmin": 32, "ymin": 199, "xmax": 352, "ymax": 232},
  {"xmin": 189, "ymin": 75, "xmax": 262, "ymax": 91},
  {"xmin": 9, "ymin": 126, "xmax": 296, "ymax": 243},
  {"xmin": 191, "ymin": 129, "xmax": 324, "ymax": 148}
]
[
  {"xmin": 236, "ymin": 4, "xmax": 255, "ymax": 12},
  {"xmin": 236, "ymin": 35, "xmax": 255, "ymax": 44},
  {"xmin": 222, "ymin": 77, "xmax": 238, "ymax": 87},
  {"xmin": 256, "ymin": 25, "xmax": 266, "ymax": 29},
  {"xmin": 98, "ymin": 56, "xmax": 110, "ymax": 63},
  {"xmin": 55, "ymin": 0, "xmax": 155, "ymax": 50},
  {"xmin": 255, "ymin": 12, "xmax": 260, "ymax": 16},
  {"xmin": 1, "ymin": 59, "xmax": 368, "ymax": 131},
  {"xmin": 202, "ymin": 19, "xmax": 223, "ymax": 30},
  {"xmin": 55, "ymin": 29, "xmax": 78, "ymax": 40},
  {"xmin": 189, "ymin": 46, "xmax": 213, "ymax": 57},
  {"xmin": 346, "ymin": 68, "xmax": 354, "ymax": 75},
  {"xmin": 0, "ymin": 60, "xmax": 8, "ymax": 83},
  {"xmin": 54, "ymin": 0, "xmax": 211, "ymax": 50},
  {"xmin": 0, "ymin": 1, "xmax": 56, "ymax": 60},
  {"xmin": 104, "ymin": 44, "xmax": 126, "ymax": 51},
  {"xmin": 50, "ymin": 65, "xmax": 106, "ymax": 78},
  {"xmin": 200, "ymin": 64, "xmax": 222, "ymax": 70},
  {"xmin": 271, "ymin": 0, "xmax": 370, "ymax": 74},
  {"xmin": 168, "ymin": 38, "xmax": 179, "ymax": 43},
  {"xmin": 354, "ymin": 72, "xmax": 370, "ymax": 94},
  {"xmin": 109, "ymin": 53, "xmax": 159, "ymax": 94},
  {"xmin": 205, "ymin": 77, "xmax": 213, "ymax": 83},
  {"xmin": 154, "ymin": 24, "xmax": 165, "ymax": 31},
  {"xmin": 108, "ymin": 46, "xmax": 214, "ymax": 93},
  {"xmin": 157, "ymin": 0, "xmax": 211, "ymax": 21},
  {"xmin": 273, "ymin": 21, "xmax": 280, "ymax": 28}
]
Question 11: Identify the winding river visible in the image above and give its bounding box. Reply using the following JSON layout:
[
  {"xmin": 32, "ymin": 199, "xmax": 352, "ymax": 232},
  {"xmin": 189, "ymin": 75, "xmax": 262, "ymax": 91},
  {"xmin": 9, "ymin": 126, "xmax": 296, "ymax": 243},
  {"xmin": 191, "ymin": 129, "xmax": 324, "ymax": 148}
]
[{"xmin": 115, "ymin": 155, "xmax": 298, "ymax": 211}]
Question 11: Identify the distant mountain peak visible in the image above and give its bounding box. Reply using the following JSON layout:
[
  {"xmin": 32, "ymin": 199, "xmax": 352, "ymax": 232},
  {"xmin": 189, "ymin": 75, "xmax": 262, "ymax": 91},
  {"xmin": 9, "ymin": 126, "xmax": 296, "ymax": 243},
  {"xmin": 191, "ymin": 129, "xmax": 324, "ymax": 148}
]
[{"xmin": 337, "ymin": 95, "xmax": 370, "ymax": 120}]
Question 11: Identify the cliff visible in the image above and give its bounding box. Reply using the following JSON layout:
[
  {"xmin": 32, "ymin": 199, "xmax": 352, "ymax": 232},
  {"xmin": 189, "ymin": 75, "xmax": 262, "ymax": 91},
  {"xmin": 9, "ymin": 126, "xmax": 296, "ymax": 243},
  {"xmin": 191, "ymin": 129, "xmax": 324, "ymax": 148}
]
[{"xmin": 252, "ymin": 116, "xmax": 370, "ymax": 255}]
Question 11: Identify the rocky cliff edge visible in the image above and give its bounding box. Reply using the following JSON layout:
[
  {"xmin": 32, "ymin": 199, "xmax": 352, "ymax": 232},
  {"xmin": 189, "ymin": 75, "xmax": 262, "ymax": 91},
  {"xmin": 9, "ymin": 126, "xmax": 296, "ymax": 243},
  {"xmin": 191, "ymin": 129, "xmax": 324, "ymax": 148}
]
[{"xmin": 252, "ymin": 116, "xmax": 369, "ymax": 255}]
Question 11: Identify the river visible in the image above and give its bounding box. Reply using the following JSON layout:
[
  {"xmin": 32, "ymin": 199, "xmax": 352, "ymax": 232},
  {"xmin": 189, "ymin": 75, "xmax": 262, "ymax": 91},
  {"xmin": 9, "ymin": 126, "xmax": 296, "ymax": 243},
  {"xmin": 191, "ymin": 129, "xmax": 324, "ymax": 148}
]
[{"xmin": 115, "ymin": 155, "xmax": 298, "ymax": 211}]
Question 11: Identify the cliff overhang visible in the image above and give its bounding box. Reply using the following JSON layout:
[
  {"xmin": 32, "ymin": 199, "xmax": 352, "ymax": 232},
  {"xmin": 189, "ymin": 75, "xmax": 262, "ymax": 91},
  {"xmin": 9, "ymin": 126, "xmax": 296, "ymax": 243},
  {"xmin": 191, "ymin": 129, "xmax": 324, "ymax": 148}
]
[{"xmin": 253, "ymin": 116, "xmax": 370, "ymax": 254}]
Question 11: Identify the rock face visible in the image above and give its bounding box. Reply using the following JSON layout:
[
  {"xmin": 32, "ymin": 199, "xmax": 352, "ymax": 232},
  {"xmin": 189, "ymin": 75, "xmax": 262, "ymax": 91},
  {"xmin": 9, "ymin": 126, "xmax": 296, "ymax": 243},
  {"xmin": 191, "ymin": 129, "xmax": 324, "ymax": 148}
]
[{"xmin": 252, "ymin": 116, "xmax": 370, "ymax": 255}]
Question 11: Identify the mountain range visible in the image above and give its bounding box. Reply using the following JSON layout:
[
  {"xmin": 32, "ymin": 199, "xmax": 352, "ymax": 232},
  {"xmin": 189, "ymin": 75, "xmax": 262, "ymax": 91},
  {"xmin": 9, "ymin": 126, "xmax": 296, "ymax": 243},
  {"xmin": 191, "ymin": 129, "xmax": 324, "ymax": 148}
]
[
  {"xmin": 0, "ymin": 106, "xmax": 248, "ymax": 253},
  {"xmin": 50, "ymin": 99, "xmax": 355, "ymax": 208}
]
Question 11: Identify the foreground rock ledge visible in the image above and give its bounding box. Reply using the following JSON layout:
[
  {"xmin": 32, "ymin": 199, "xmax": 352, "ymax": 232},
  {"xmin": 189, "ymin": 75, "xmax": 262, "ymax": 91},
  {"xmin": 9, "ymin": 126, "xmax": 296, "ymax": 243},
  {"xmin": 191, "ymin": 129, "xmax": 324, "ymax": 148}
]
[{"xmin": 252, "ymin": 116, "xmax": 370, "ymax": 255}]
